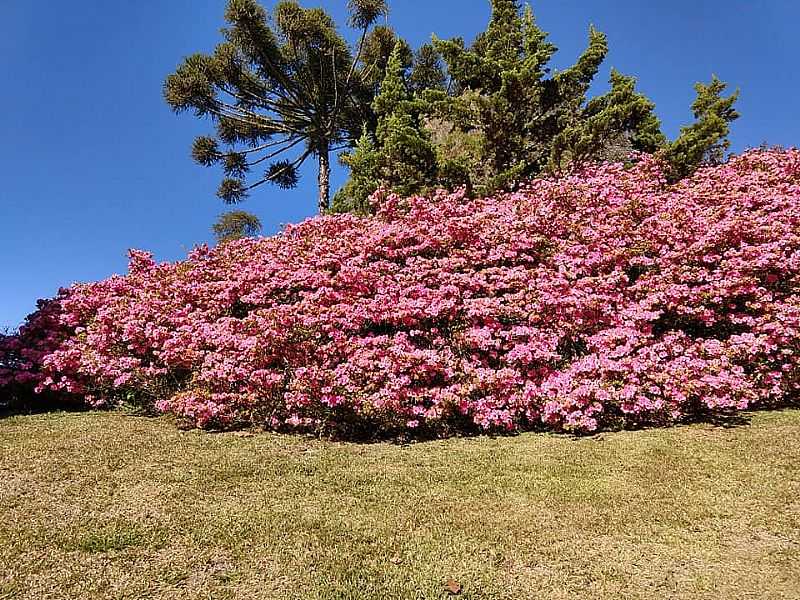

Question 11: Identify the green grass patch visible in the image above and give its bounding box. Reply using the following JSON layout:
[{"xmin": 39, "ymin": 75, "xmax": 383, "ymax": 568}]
[{"xmin": 56, "ymin": 521, "xmax": 165, "ymax": 554}]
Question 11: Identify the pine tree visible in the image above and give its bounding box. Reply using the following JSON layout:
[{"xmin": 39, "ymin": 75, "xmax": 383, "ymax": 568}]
[
  {"xmin": 550, "ymin": 69, "xmax": 667, "ymax": 168},
  {"xmin": 360, "ymin": 25, "xmax": 413, "ymax": 92},
  {"xmin": 332, "ymin": 129, "xmax": 383, "ymax": 214},
  {"xmin": 665, "ymin": 75, "xmax": 740, "ymax": 180},
  {"xmin": 335, "ymin": 1, "xmax": 741, "ymax": 213},
  {"xmin": 164, "ymin": 0, "xmax": 388, "ymax": 215},
  {"xmin": 333, "ymin": 42, "xmax": 438, "ymax": 213},
  {"xmin": 429, "ymin": 0, "xmax": 613, "ymax": 193},
  {"xmin": 212, "ymin": 210, "xmax": 263, "ymax": 244},
  {"xmin": 409, "ymin": 44, "xmax": 447, "ymax": 93}
]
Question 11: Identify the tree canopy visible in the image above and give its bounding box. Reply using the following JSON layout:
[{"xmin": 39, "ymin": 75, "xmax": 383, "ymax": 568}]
[
  {"xmin": 166, "ymin": 0, "xmax": 741, "ymax": 221},
  {"xmin": 665, "ymin": 76, "xmax": 740, "ymax": 180},
  {"xmin": 212, "ymin": 210, "xmax": 264, "ymax": 243},
  {"xmin": 164, "ymin": 0, "xmax": 390, "ymax": 222},
  {"xmin": 334, "ymin": 0, "xmax": 740, "ymax": 212}
]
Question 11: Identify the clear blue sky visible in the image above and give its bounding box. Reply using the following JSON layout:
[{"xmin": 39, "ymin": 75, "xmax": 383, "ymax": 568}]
[{"xmin": 1, "ymin": 1, "xmax": 798, "ymax": 329}]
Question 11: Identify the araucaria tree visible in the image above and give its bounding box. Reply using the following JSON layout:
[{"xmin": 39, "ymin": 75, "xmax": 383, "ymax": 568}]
[{"xmin": 164, "ymin": 0, "xmax": 389, "ymax": 217}]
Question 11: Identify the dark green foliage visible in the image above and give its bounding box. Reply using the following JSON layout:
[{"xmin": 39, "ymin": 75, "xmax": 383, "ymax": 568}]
[
  {"xmin": 223, "ymin": 152, "xmax": 248, "ymax": 177},
  {"xmin": 265, "ymin": 160, "xmax": 300, "ymax": 189},
  {"xmin": 212, "ymin": 210, "xmax": 263, "ymax": 243},
  {"xmin": 336, "ymin": 0, "xmax": 741, "ymax": 212},
  {"xmin": 664, "ymin": 75, "xmax": 740, "ymax": 180},
  {"xmin": 168, "ymin": 0, "xmax": 741, "ymax": 220},
  {"xmin": 409, "ymin": 44, "xmax": 446, "ymax": 93},
  {"xmin": 337, "ymin": 0, "xmax": 621, "ymax": 202},
  {"xmin": 550, "ymin": 69, "xmax": 667, "ymax": 168},
  {"xmin": 164, "ymin": 0, "xmax": 389, "ymax": 217},
  {"xmin": 428, "ymin": 1, "xmax": 600, "ymax": 192},
  {"xmin": 360, "ymin": 26, "xmax": 409, "ymax": 89},
  {"xmin": 192, "ymin": 137, "xmax": 220, "ymax": 166},
  {"xmin": 332, "ymin": 42, "xmax": 438, "ymax": 213},
  {"xmin": 218, "ymin": 178, "xmax": 248, "ymax": 204},
  {"xmin": 431, "ymin": 5, "xmax": 614, "ymax": 192},
  {"xmin": 332, "ymin": 131, "xmax": 382, "ymax": 214},
  {"xmin": 347, "ymin": 0, "xmax": 388, "ymax": 29}
]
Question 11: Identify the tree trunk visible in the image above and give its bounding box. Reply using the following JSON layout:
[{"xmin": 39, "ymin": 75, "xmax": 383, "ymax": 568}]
[{"xmin": 318, "ymin": 142, "xmax": 331, "ymax": 214}]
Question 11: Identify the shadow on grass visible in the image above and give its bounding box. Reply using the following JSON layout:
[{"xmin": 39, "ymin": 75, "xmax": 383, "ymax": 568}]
[
  {"xmin": 3, "ymin": 388, "xmax": 798, "ymax": 446},
  {"xmin": 0, "ymin": 392, "xmax": 90, "ymax": 420},
  {"xmin": 588, "ymin": 402, "xmax": 800, "ymax": 440},
  {"xmin": 385, "ymin": 404, "xmax": 800, "ymax": 446},
  {"xmin": 682, "ymin": 411, "xmax": 753, "ymax": 429}
]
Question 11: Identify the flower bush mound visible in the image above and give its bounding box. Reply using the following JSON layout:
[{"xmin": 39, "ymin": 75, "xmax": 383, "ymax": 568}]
[{"xmin": 2, "ymin": 149, "xmax": 799, "ymax": 436}]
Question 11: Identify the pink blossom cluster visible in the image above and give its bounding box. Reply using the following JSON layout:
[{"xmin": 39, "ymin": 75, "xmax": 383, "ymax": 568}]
[{"xmin": 2, "ymin": 149, "xmax": 799, "ymax": 435}]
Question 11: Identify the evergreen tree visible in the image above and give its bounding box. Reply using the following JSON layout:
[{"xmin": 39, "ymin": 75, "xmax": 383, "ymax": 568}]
[
  {"xmin": 337, "ymin": 0, "xmax": 741, "ymax": 211},
  {"xmin": 164, "ymin": 0, "xmax": 388, "ymax": 215},
  {"xmin": 428, "ymin": 0, "xmax": 612, "ymax": 193},
  {"xmin": 409, "ymin": 44, "xmax": 447, "ymax": 93},
  {"xmin": 550, "ymin": 69, "xmax": 667, "ymax": 168},
  {"xmin": 213, "ymin": 210, "xmax": 263, "ymax": 243},
  {"xmin": 360, "ymin": 25, "xmax": 412, "ymax": 92},
  {"xmin": 332, "ymin": 129, "xmax": 383, "ymax": 214},
  {"xmin": 665, "ymin": 75, "xmax": 740, "ymax": 180},
  {"xmin": 333, "ymin": 42, "xmax": 438, "ymax": 213},
  {"xmin": 333, "ymin": 0, "xmax": 615, "ymax": 198}
]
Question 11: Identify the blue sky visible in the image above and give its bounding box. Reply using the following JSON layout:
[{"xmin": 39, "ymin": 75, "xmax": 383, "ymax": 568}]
[{"xmin": 1, "ymin": 0, "xmax": 798, "ymax": 329}]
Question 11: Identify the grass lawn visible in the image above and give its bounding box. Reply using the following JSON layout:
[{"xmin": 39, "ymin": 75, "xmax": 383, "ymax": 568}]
[{"xmin": 1, "ymin": 409, "xmax": 799, "ymax": 599}]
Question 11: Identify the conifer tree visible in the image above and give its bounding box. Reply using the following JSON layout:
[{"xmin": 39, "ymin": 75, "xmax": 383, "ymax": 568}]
[
  {"xmin": 550, "ymin": 69, "xmax": 667, "ymax": 168},
  {"xmin": 665, "ymin": 75, "xmax": 740, "ymax": 179},
  {"xmin": 409, "ymin": 44, "xmax": 447, "ymax": 93},
  {"xmin": 336, "ymin": 0, "xmax": 621, "ymax": 203},
  {"xmin": 425, "ymin": 1, "xmax": 611, "ymax": 193},
  {"xmin": 336, "ymin": 1, "xmax": 741, "ymax": 212},
  {"xmin": 164, "ymin": 0, "xmax": 388, "ymax": 214},
  {"xmin": 332, "ymin": 130, "xmax": 383, "ymax": 214},
  {"xmin": 333, "ymin": 42, "xmax": 438, "ymax": 213},
  {"xmin": 212, "ymin": 210, "xmax": 263, "ymax": 244},
  {"xmin": 360, "ymin": 25, "xmax": 412, "ymax": 92}
]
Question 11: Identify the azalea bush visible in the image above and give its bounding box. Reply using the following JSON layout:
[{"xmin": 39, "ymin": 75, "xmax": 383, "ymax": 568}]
[{"xmin": 2, "ymin": 149, "xmax": 799, "ymax": 436}]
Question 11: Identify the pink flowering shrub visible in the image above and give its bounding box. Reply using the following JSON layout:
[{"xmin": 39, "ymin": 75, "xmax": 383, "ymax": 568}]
[{"xmin": 2, "ymin": 149, "xmax": 799, "ymax": 435}]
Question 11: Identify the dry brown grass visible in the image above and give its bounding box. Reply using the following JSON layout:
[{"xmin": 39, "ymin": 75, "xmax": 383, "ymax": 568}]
[{"xmin": 1, "ymin": 409, "xmax": 799, "ymax": 599}]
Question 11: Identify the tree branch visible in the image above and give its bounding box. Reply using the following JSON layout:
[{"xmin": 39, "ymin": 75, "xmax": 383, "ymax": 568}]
[
  {"xmin": 245, "ymin": 148, "xmax": 313, "ymax": 192},
  {"xmin": 247, "ymin": 136, "xmax": 306, "ymax": 166}
]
